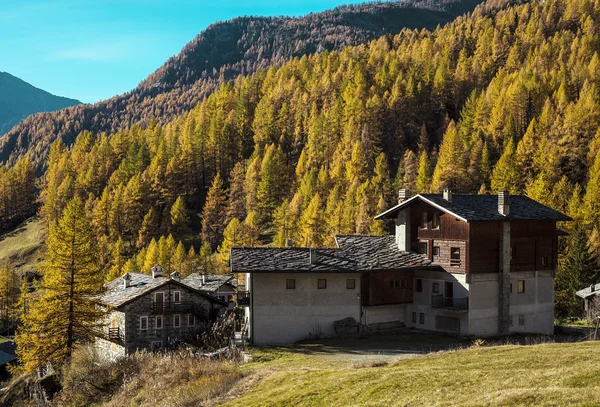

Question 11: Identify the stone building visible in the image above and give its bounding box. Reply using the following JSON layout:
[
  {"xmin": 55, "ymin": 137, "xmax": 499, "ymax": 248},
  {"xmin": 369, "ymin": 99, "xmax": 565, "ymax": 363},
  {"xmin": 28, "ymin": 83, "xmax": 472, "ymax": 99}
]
[
  {"xmin": 231, "ymin": 190, "xmax": 570, "ymax": 345},
  {"xmin": 96, "ymin": 266, "xmax": 226, "ymax": 359}
]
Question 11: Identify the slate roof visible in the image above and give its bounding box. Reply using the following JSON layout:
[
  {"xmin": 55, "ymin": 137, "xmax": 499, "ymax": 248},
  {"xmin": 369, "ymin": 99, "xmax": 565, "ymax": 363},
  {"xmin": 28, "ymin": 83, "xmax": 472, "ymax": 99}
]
[
  {"xmin": 576, "ymin": 283, "xmax": 600, "ymax": 299},
  {"xmin": 230, "ymin": 235, "xmax": 436, "ymax": 273},
  {"xmin": 375, "ymin": 194, "xmax": 571, "ymax": 222},
  {"xmin": 0, "ymin": 340, "xmax": 16, "ymax": 366},
  {"xmin": 182, "ymin": 273, "xmax": 237, "ymax": 292},
  {"xmin": 100, "ymin": 272, "xmax": 225, "ymax": 308}
]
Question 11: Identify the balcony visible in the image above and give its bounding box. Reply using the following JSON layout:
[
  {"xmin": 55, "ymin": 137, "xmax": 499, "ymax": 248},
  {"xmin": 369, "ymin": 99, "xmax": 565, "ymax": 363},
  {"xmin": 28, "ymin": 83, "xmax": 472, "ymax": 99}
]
[
  {"xmin": 94, "ymin": 326, "xmax": 124, "ymax": 345},
  {"xmin": 236, "ymin": 291, "xmax": 250, "ymax": 306},
  {"xmin": 431, "ymin": 294, "xmax": 468, "ymax": 312},
  {"xmin": 152, "ymin": 301, "xmax": 209, "ymax": 320}
]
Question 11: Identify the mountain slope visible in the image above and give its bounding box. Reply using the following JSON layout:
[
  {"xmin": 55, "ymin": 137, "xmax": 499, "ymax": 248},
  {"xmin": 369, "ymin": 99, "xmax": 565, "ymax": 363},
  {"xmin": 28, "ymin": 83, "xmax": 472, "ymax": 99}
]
[
  {"xmin": 0, "ymin": 72, "xmax": 80, "ymax": 135},
  {"xmin": 0, "ymin": 0, "xmax": 483, "ymax": 171}
]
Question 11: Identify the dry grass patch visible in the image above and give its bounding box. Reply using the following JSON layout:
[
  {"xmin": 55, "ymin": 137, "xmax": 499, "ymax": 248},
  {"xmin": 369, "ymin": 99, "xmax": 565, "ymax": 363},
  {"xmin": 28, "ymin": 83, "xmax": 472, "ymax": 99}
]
[{"xmin": 221, "ymin": 341, "xmax": 600, "ymax": 407}]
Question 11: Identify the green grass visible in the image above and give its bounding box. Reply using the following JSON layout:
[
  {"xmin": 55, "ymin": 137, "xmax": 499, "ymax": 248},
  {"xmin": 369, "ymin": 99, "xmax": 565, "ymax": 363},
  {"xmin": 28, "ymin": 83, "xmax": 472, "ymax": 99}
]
[
  {"xmin": 0, "ymin": 217, "xmax": 45, "ymax": 271},
  {"xmin": 221, "ymin": 341, "xmax": 600, "ymax": 407}
]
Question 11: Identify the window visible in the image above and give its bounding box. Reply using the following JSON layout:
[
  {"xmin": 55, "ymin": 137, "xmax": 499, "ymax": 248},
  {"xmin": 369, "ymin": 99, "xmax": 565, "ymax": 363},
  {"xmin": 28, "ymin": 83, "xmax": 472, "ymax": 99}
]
[
  {"xmin": 395, "ymin": 280, "xmax": 400, "ymax": 288},
  {"xmin": 517, "ymin": 280, "xmax": 525, "ymax": 293},
  {"xmin": 541, "ymin": 256, "xmax": 548, "ymax": 267},
  {"xmin": 173, "ymin": 291, "xmax": 181, "ymax": 304},
  {"xmin": 419, "ymin": 313, "xmax": 425, "ymax": 324},
  {"xmin": 156, "ymin": 315, "xmax": 163, "ymax": 330},
  {"xmin": 518, "ymin": 315, "xmax": 525, "ymax": 326},
  {"xmin": 450, "ymin": 247, "xmax": 461, "ymax": 266},
  {"xmin": 188, "ymin": 314, "xmax": 195, "ymax": 327},
  {"xmin": 433, "ymin": 246, "xmax": 440, "ymax": 256},
  {"xmin": 318, "ymin": 279, "xmax": 327, "ymax": 289},
  {"xmin": 140, "ymin": 316, "xmax": 148, "ymax": 331},
  {"xmin": 415, "ymin": 279, "xmax": 423, "ymax": 292},
  {"xmin": 418, "ymin": 242, "xmax": 428, "ymax": 255},
  {"xmin": 432, "ymin": 282, "xmax": 440, "ymax": 294},
  {"xmin": 286, "ymin": 279, "xmax": 296, "ymax": 289},
  {"xmin": 346, "ymin": 279, "xmax": 356, "ymax": 289},
  {"xmin": 174, "ymin": 314, "xmax": 181, "ymax": 328},
  {"xmin": 433, "ymin": 212, "xmax": 440, "ymax": 229},
  {"xmin": 400, "ymin": 279, "xmax": 407, "ymax": 289},
  {"xmin": 412, "ymin": 312, "xmax": 417, "ymax": 323},
  {"xmin": 420, "ymin": 212, "xmax": 428, "ymax": 228},
  {"xmin": 390, "ymin": 280, "xmax": 394, "ymax": 288}
]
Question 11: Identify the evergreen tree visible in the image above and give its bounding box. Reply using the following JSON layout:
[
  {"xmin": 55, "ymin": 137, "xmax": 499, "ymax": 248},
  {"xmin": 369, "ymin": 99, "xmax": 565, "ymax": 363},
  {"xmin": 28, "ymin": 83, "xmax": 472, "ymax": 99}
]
[
  {"xmin": 15, "ymin": 198, "xmax": 103, "ymax": 372},
  {"xmin": 218, "ymin": 218, "xmax": 244, "ymax": 265},
  {"xmin": 299, "ymin": 194, "xmax": 326, "ymax": 247},
  {"xmin": 201, "ymin": 172, "xmax": 227, "ymax": 250},
  {"xmin": 170, "ymin": 196, "xmax": 189, "ymax": 238},
  {"xmin": 490, "ymin": 138, "xmax": 521, "ymax": 193}
]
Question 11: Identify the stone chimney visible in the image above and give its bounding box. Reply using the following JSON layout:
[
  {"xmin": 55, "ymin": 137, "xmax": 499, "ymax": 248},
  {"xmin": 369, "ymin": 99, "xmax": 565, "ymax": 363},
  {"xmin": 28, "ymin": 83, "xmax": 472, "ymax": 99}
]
[
  {"xmin": 123, "ymin": 273, "xmax": 132, "ymax": 289},
  {"xmin": 201, "ymin": 273, "xmax": 206, "ymax": 285},
  {"xmin": 443, "ymin": 188, "xmax": 453, "ymax": 202},
  {"xmin": 151, "ymin": 265, "xmax": 164, "ymax": 279},
  {"xmin": 398, "ymin": 189, "xmax": 413, "ymax": 204},
  {"xmin": 170, "ymin": 271, "xmax": 180, "ymax": 282},
  {"xmin": 498, "ymin": 191, "xmax": 510, "ymax": 216},
  {"xmin": 309, "ymin": 249, "xmax": 317, "ymax": 265},
  {"xmin": 592, "ymin": 284, "xmax": 596, "ymax": 293}
]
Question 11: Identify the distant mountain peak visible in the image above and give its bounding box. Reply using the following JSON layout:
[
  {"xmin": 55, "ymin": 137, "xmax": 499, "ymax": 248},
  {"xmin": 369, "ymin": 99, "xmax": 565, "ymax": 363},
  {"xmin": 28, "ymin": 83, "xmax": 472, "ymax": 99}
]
[{"xmin": 0, "ymin": 72, "xmax": 81, "ymax": 135}]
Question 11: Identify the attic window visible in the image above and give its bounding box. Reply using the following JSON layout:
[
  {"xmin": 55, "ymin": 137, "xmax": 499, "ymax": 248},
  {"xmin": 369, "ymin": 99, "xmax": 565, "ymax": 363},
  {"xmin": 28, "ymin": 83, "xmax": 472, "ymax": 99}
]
[
  {"xmin": 420, "ymin": 212, "xmax": 428, "ymax": 228},
  {"xmin": 432, "ymin": 212, "xmax": 440, "ymax": 229},
  {"xmin": 173, "ymin": 291, "xmax": 181, "ymax": 304},
  {"xmin": 450, "ymin": 247, "xmax": 461, "ymax": 266}
]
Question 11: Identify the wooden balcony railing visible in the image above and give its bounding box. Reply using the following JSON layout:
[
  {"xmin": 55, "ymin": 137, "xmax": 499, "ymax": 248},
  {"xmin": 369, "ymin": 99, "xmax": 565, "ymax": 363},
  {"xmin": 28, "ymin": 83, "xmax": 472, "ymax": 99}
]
[
  {"xmin": 431, "ymin": 294, "xmax": 468, "ymax": 311},
  {"xmin": 151, "ymin": 301, "xmax": 210, "ymax": 320},
  {"xmin": 94, "ymin": 326, "xmax": 124, "ymax": 345}
]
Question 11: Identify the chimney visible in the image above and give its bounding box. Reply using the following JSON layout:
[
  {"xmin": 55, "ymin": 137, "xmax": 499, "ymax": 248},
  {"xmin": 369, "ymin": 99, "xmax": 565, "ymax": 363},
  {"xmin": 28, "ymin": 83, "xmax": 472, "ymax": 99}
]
[
  {"xmin": 443, "ymin": 189, "xmax": 453, "ymax": 202},
  {"xmin": 498, "ymin": 191, "xmax": 510, "ymax": 216},
  {"xmin": 170, "ymin": 271, "xmax": 180, "ymax": 282},
  {"xmin": 309, "ymin": 249, "xmax": 317, "ymax": 265},
  {"xmin": 151, "ymin": 265, "xmax": 164, "ymax": 279},
  {"xmin": 123, "ymin": 273, "xmax": 132, "ymax": 289},
  {"xmin": 201, "ymin": 273, "xmax": 206, "ymax": 286},
  {"xmin": 591, "ymin": 284, "xmax": 596, "ymax": 293},
  {"xmin": 398, "ymin": 189, "xmax": 413, "ymax": 204}
]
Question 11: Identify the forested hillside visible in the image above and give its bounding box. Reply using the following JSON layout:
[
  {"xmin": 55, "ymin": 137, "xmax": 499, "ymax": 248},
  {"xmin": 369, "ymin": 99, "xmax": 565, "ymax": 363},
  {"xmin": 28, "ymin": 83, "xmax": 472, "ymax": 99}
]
[
  {"xmin": 0, "ymin": 72, "xmax": 80, "ymax": 135},
  {"xmin": 0, "ymin": 0, "xmax": 482, "ymax": 171},
  {"xmin": 24, "ymin": 0, "xmax": 600, "ymax": 307}
]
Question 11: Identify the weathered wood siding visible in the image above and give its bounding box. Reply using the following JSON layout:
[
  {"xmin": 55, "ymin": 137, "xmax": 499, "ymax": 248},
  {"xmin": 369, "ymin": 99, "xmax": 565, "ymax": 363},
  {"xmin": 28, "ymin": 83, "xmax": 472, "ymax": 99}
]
[
  {"xmin": 511, "ymin": 221, "xmax": 557, "ymax": 271},
  {"xmin": 362, "ymin": 270, "xmax": 414, "ymax": 306}
]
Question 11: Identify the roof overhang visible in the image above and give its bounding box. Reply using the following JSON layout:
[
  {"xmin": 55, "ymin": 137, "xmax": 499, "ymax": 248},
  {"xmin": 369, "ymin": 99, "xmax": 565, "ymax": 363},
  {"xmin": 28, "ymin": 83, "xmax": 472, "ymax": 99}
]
[{"xmin": 374, "ymin": 194, "xmax": 469, "ymax": 223}]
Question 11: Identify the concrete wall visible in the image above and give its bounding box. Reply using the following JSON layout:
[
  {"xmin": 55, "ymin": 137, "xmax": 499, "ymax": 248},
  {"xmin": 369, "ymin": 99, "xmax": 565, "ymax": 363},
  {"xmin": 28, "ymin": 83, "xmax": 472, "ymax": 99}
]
[
  {"xmin": 249, "ymin": 272, "xmax": 361, "ymax": 345},
  {"xmin": 508, "ymin": 270, "xmax": 554, "ymax": 334},
  {"xmin": 363, "ymin": 304, "xmax": 408, "ymax": 325},
  {"xmin": 411, "ymin": 270, "xmax": 468, "ymax": 334},
  {"xmin": 467, "ymin": 273, "xmax": 500, "ymax": 336}
]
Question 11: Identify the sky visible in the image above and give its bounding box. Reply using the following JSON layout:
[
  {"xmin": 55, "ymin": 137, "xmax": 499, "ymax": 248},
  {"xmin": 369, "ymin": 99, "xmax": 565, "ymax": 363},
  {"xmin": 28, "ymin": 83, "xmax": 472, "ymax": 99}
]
[{"xmin": 1, "ymin": 0, "xmax": 360, "ymax": 104}]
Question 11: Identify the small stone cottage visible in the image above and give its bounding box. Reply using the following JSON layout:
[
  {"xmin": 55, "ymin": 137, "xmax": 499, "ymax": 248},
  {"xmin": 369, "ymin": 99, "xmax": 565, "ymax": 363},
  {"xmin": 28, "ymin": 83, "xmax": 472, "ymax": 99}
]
[
  {"xmin": 183, "ymin": 273, "xmax": 238, "ymax": 303},
  {"xmin": 96, "ymin": 266, "xmax": 226, "ymax": 359}
]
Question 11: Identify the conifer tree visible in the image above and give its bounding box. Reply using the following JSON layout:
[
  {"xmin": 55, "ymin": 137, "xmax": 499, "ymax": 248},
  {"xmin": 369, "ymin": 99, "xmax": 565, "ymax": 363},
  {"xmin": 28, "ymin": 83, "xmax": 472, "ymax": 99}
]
[
  {"xmin": 15, "ymin": 197, "xmax": 103, "ymax": 372},
  {"xmin": 107, "ymin": 237, "xmax": 126, "ymax": 282},
  {"xmin": 201, "ymin": 172, "xmax": 227, "ymax": 250},
  {"xmin": 415, "ymin": 151, "xmax": 432, "ymax": 193},
  {"xmin": 490, "ymin": 138, "xmax": 521, "ymax": 193},
  {"xmin": 431, "ymin": 122, "xmax": 468, "ymax": 192},
  {"xmin": 170, "ymin": 196, "xmax": 189, "ymax": 238},
  {"xmin": 142, "ymin": 238, "xmax": 159, "ymax": 274},
  {"xmin": 218, "ymin": 218, "xmax": 244, "ymax": 265},
  {"xmin": 299, "ymin": 194, "xmax": 326, "ymax": 247},
  {"xmin": 0, "ymin": 261, "xmax": 20, "ymax": 332},
  {"xmin": 137, "ymin": 208, "xmax": 158, "ymax": 249},
  {"xmin": 225, "ymin": 162, "xmax": 247, "ymax": 223},
  {"xmin": 173, "ymin": 241, "xmax": 187, "ymax": 274}
]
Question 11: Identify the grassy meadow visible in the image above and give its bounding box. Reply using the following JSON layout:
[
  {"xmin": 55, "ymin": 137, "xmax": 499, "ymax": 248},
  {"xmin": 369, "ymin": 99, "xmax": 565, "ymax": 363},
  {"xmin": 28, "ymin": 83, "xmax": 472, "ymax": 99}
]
[{"xmin": 219, "ymin": 340, "xmax": 600, "ymax": 407}]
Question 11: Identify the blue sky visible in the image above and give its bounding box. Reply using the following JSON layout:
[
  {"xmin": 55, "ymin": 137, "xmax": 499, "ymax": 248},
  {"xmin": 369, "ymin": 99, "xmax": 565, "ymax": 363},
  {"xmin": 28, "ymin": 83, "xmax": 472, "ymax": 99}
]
[{"xmin": 2, "ymin": 0, "xmax": 360, "ymax": 103}]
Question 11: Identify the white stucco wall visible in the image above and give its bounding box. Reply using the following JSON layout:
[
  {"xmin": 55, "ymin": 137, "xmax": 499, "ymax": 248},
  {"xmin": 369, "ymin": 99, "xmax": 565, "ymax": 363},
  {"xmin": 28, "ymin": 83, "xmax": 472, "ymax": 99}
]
[
  {"xmin": 249, "ymin": 272, "xmax": 361, "ymax": 345},
  {"xmin": 411, "ymin": 270, "xmax": 469, "ymax": 334},
  {"xmin": 509, "ymin": 270, "xmax": 554, "ymax": 334}
]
